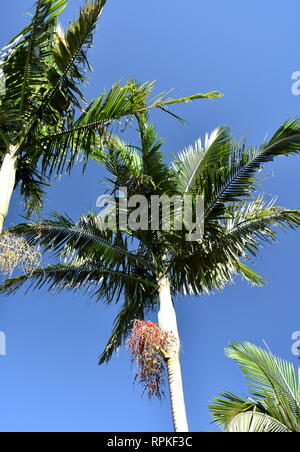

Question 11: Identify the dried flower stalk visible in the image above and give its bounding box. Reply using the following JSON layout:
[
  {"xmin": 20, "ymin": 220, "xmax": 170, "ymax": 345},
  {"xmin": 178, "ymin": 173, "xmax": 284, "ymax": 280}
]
[
  {"xmin": 0, "ymin": 233, "xmax": 41, "ymax": 276},
  {"xmin": 126, "ymin": 319, "xmax": 178, "ymax": 399}
]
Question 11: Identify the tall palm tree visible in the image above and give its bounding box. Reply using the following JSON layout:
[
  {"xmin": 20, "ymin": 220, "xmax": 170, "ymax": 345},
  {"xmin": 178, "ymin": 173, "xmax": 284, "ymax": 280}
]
[
  {"xmin": 2, "ymin": 115, "xmax": 300, "ymax": 431},
  {"xmin": 209, "ymin": 342, "xmax": 300, "ymax": 432},
  {"xmin": 0, "ymin": 0, "xmax": 218, "ymax": 232}
]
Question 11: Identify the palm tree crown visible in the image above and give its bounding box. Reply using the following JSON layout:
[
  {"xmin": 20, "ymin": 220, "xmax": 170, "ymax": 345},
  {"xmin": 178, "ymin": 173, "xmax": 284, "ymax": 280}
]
[
  {"xmin": 2, "ymin": 114, "xmax": 300, "ymax": 364},
  {"xmin": 0, "ymin": 0, "xmax": 217, "ymax": 215}
]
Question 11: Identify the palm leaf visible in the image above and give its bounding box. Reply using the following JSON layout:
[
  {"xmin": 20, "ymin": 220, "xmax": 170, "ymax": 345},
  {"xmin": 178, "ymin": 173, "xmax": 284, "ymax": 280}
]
[
  {"xmin": 233, "ymin": 262, "xmax": 266, "ymax": 286},
  {"xmin": 136, "ymin": 117, "xmax": 176, "ymax": 196},
  {"xmin": 226, "ymin": 342, "xmax": 300, "ymax": 430},
  {"xmin": 205, "ymin": 119, "xmax": 300, "ymax": 221},
  {"xmin": 32, "ymin": 81, "xmax": 220, "ymax": 178},
  {"xmin": 209, "ymin": 343, "xmax": 300, "ymax": 432},
  {"xmin": 0, "ymin": 262, "xmax": 155, "ymax": 301},
  {"xmin": 10, "ymin": 214, "xmax": 154, "ymax": 271},
  {"xmin": 168, "ymin": 196, "xmax": 300, "ymax": 296},
  {"xmin": 228, "ymin": 411, "xmax": 292, "ymax": 432},
  {"xmin": 18, "ymin": 0, "xmax": 68, "ymax": 116},
  {"xmin": 172, "ymin": 126, "xmax": 231, "ymax": 194},
  {"xmin": 222, "ymin": 198, "xmax": 300, "ymax": 255},
  {"xmin": 0, "ymin": 0, "xmax": 67, "ymax": 123},
  {"xmin": 38, "ymin": 0, "xmax": 106, "ymax": 120},
  {"xmin": 209, "ymin": 391, "xmax": 267, "ymax": 429}
]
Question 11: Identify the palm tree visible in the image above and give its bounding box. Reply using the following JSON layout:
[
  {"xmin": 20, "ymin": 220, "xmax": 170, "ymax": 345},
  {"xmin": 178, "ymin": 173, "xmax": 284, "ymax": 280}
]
[
  {"xmin": 209, "ymin": 342, "xmax": 300, "ymax": 432},
  {"xmin": 0, "ymin": 0, "xmax": 218, "ymax": 233},
  {"xmin": 2, "ymin": 115, "xmax": 300, "ymax": 432}
]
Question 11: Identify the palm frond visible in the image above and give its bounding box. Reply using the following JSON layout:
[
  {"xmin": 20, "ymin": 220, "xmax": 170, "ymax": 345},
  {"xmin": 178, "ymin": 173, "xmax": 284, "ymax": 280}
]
[
  {"xmin": 0, "ymin": 254, "xmax": 158, "ymax": 364},
  {"xmin": 209, "ymin": 343, "xmax": 300, "ymax": 432},
  {"xmin": 38, "ymin": 0, "xmax": 106, "ymax": 120},
  {"xmin": 16, "ymin": 156, "xmax": 50, "ymax": 214},
  {"xmin": 0, "ymin": 0, "xmax": 67, "ymax": 124},
  {"xmin": 0, "ymin": 262, "xmax": 155, "ymax": 302},
  {"xmin": 233, "ymin": 262, "xmax": 266, "ymax": 286},
  {"xmin": 209, "ymin": 391, "xmax": 267, "ymax": 429},
  {"xmin": 167, "ymin": 196, "xmax": 300, "ymax": 295},
  {"xmin": 136, "ymin": 117, "xmax": 176, "ymax": 196},
  {"xmin": 18, "ymin": 0, "xmax": 68, "ymax": 117},
  {"xmin": 10, "ymin": 213, "xmax": 154, "ymax": 271},
  {"xmin": 228, "ymin": 411, "xmax": 292, "ymax": 432},
  {"xmin": 31, "ymin": 81, "xmax": 219, "ymax": 178},
  {"xmin": 226, "ymin": 342, "xmax": 300, "ymax": 431},
  {"xmin": 222, "ymin": 198, "xmax": 300, "ymax": 255},
  {"xmin": 205, "ymin": 119, "xmax": 300, "ymax": 221},
  {"xmin": 172, "ymin": 126, "xmax": 231, "ymax": 194},
  {"xmin": 100, "ymin": 134, "xmax": 143, "ymax": 176}
]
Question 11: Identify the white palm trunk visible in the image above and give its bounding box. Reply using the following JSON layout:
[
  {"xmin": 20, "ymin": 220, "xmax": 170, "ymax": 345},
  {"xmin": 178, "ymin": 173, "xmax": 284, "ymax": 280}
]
[
  {"xmin": 158, "ymin": 276, "xmax": 189, "ymax": 432},
  {"xmin": 0, "ymin": 145, "xmax": 18, "ymax": 233}
]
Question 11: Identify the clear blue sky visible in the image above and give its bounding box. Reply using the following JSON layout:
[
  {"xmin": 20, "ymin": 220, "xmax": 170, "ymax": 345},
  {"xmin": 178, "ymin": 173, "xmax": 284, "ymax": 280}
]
[{"xmin": 1, "ymin": 0, "xmax": 300, "ymax": 432}]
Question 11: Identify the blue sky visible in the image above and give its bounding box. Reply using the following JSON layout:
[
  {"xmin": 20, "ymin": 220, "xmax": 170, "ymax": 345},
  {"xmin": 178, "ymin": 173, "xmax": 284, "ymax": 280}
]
[{"xmin": 1, "ymin": 0, "xmax": 300, "ymax": 432}]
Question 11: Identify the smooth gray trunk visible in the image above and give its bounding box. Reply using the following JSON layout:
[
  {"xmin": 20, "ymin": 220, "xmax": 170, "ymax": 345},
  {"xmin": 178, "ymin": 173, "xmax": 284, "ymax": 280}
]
[
  {"xmin": 0, "ymin": 145, "xmax": 18, "ymax": 233},
  {"xmin": 158, "ymin": 276, "xmax": 189, "ymax": 432}
]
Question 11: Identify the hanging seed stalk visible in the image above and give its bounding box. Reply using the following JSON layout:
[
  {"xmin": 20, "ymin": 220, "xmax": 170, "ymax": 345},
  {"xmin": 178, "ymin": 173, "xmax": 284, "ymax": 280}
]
[
  {"xmin": 126, "ymin": 319, "xmax": 178, "ymax": 399},
  {"xmin": 0, "ymin": 233, "xmax": 41, "ymax": 276}
]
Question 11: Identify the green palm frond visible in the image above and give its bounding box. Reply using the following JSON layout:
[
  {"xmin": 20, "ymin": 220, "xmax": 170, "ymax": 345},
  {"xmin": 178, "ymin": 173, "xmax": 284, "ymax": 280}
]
[
  {"xmin": 37, "ymin": 0, "xmax": 106, "ymax": 122},
  {"xmin": 209, "ymin": 391, "xmax": 267, "ymax": 429},
  {"xmin": 172, "ymin": 126, "xmax": 231, "ymax": 194},
  {"xmin": 1, "ymin": 1, "xmax": 220, "ymax": 213},
  {"xmin": 0, "ymin": 0, "xmax": 67, "ymax": 121},
  {"xmin": 209, "ymin": 342, "xmax": 300, "ymax": 432},
  {"xmin": 100, "ymin": 135, "xmax": 143, "ymax": 177},
  {"xmin": 17, "ymin": 156, "xmax": 50, "ymax": 214},
  {"xmin": 204, "ymin": 119, "xmax": 300, "ymax": 221},
  {"xmin": 168, "ymin": 248, "xmax": 238, "ymax": 296},
  {"xmin": 226, "ymin": 342, "xmax": 300, "ymax": 431},
  {"xmin": 19, "ymin": 0, "xmax": 68, "ymax": 117},
  {"xmin": 101, "ymin": 114, "xmax": 177, "ymax": 198},
  {"xmin": 167, "ymin": 194, "xmax": 300, "ymax": 296},
  {"xmin": 3, "ymin": 0, "xmax": 66, "ymax": 47},
  {"xmin": 228, "ymin": 411, "xmax": 292, "ymax": 432},
  {"xmin": 37, "ymin": 81, "xmax": 156, "ymax": 176},
  {"xmin": 0, "ymin": 262, "xmax": 155, "ymax": 301},
  {"xmin": 233, "ymin": 262, "xmax": 266, "ymax": 286},
  {"xmin": 1, "ymin": 214, "xmax": 160, "ymax": 364},
  {"xmin": 136, "ymin": 117, "xmax": 175, "ymax": 196},
  {"xmin": 10, "ymin": 214, "xmax": 154, "ymax": 271},
  {"xmin": 227, "ymin": 342, "xmax": 299, "ymax": 400},
  {"xmin": 29, "ymin": 81, "xmax": 220, "ymax": 178},
  {"xmin": 223, "ymin": 198, "xmax": 300, "ymax": 254},
  {"xmin": 102, "ymin": 144, "xmax": 144, "ymax": 195}
]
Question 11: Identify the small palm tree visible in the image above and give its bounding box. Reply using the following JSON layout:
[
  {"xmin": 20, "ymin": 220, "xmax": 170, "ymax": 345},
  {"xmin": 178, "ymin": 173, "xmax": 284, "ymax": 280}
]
[
  {"xmin": 2, "ymin": 115, "xmax": 300, "ymax": 431},
  {"xmin": 0, "ymin": 0, "xmax": 217, "ymax": 232},
  {"xmin": 209, "ymin": 342, "xmax": 300, "ymax": 432}
]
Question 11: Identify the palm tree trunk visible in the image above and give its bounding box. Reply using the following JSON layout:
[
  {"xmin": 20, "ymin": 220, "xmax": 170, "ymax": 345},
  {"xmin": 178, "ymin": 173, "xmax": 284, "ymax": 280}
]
[
  {"xmin": 158, "ymin": 276, "xmax": 189, "ymax": 432},
  {"xmin": 0, "ymin": 145, "xmax": 18, "ymax": 233}
]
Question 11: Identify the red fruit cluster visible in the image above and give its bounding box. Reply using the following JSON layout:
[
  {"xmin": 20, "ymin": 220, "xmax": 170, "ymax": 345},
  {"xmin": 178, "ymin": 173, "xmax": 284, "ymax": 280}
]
[{"xmin": 126, "ymin": 320, "xmax": 176, "ymax": 399}]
